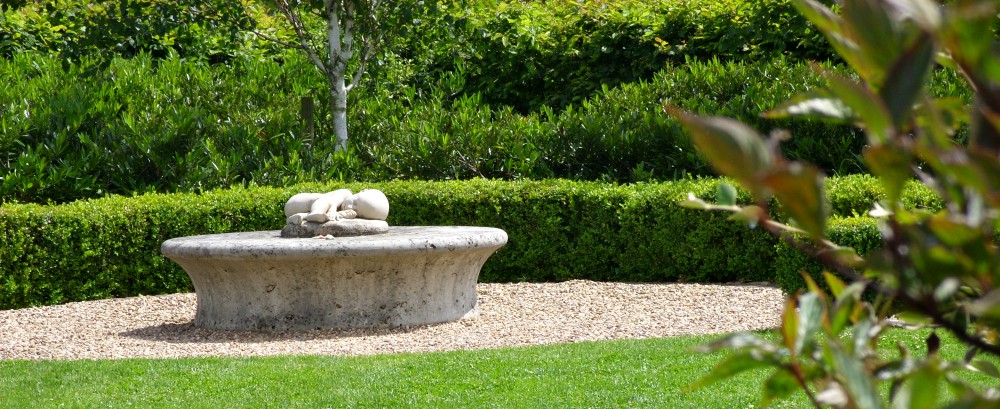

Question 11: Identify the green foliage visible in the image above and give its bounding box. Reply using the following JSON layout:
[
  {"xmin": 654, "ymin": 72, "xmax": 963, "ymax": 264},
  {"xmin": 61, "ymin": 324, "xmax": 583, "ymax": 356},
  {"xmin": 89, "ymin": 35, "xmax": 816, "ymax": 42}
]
[
  {"xmin": 0, "ymin": 176, "xmax": 940, "ymax": 309},
  {"xmin": 1, "ymin": 49, "xmax": 972, "ymax": 204},
  {"xmin": 2, "ymin": 0, "xmax": 838, "ymax": 113},
  {"xmin": 400, "ymin": 0, "xmax": 835, "ymax": 113},
  {"xmin": 675, "ymin": 0, "xmax": 1000, "ymax": 406},
  {"xmin": 772, "ymin": 216, "xmax": 881, "ymax": 294},
  {"xmin": 0, "ymin": 185, "xmax": 288, "ymax": 309},
  {"xmin": 0, "ymin": 0, "xmax": 281, "ymax": 63},
  {"xmin": 825, "ymin": 174, "xmax": 944, "ymax": 216},
  {"xmin": 0, "ymin": 51, "xmax": 341, "ymax": 203}
]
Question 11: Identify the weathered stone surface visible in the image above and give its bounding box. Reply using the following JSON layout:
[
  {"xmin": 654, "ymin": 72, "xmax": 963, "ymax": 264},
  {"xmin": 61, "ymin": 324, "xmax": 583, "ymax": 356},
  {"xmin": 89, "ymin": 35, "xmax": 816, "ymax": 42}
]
[
  {"xmin": 160, "ymin": 226, "xmax": 508, "ymax": 331},
  {"xmin": 280, "ymin": 219, "xmax": 389, "ymax": 238}
]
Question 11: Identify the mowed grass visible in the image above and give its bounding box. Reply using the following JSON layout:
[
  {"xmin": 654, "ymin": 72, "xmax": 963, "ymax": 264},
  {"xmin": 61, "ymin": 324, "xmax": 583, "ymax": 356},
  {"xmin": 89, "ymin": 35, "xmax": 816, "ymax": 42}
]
[{"xmin": 1, "ymin": 330, "xmax": 995, "ymax": 408}]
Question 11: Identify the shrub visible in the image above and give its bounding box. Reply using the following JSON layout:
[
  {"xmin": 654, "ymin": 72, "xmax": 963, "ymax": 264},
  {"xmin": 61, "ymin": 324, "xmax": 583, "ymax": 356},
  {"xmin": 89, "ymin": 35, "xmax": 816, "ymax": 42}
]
[
  {"xmin": 3, "ymin": 0, "xmax": 835, "ymax": 112},
  {"xmin": 398, "ymin": 0, "xmax": 835, "ymax": 113},
  {"xmin": 0, "ymin": 51, "xmax": 332, "ymax": 203},
  {"xmin": 0, "ymin": 0, "xmax": 283, "ymax": 63},
  {"xmin": 678, "ymin": 0, "xmax": 1000, "ymax": 403},
  {"xmin": 0, "ymin": 176, "xmax": 938, "ymax": 309},
  {"xmin": 1, "ymin": 52, "xmax": 972, "ymax": 204},
  {"xmin": 771, "ymin": 216, "xmax": 881, "ymax": 294}
]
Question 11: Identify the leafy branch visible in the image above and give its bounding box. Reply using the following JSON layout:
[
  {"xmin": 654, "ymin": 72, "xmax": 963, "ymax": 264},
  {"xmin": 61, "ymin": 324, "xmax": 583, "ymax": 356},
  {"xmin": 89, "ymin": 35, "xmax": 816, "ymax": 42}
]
[{"xmin": 673, "ymin": 0, "xmax": 1000, "ymax": 406}]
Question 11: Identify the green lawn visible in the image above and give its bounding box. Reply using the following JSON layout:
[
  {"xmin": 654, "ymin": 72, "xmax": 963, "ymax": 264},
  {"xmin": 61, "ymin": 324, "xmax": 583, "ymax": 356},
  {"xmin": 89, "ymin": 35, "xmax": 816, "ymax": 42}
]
[{"xmin": 1, "ymin": 330, "xmax": 995, "ymax": 408}]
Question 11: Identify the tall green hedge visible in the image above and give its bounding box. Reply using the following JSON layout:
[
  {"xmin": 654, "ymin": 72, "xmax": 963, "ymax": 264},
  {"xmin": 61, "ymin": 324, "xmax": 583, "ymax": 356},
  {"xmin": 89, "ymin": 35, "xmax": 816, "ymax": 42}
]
[
  {"xmin": 418, "ymin": 0, "xmax": 835, "ymax": 112},
  {"xmin": 3, "ymin": 0, "xmax": 833, "ymax": 109},
  {"xmin": 1, "ymin": 52, "xmax": 971, "ymax": 204},
  {"xmin": 0, "ymin": 176, "xmax": 941, "ymax": 310}
]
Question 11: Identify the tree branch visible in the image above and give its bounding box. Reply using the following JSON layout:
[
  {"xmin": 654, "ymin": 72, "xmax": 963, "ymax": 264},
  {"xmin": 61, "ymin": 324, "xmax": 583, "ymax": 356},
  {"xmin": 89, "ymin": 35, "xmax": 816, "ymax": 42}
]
[
  {"xmin": 277, "ymin": 0, "xmax": 329, "ymax": 76},
  {"xmin": 346, "ymin": 38, "xmax": 374, "ymax": 92},
  {"xmin": 699, "ymin": 202, "xmax": 1000, "ymax": 358},
  {"xmin": 248, "ymin": 27, "xmax": 304, "ymax": 51}
]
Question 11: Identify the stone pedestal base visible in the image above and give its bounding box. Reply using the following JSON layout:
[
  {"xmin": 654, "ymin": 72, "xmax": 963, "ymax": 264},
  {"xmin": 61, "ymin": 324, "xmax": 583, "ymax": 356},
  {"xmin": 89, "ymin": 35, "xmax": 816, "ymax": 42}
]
[
  {"xmin": 280, "ymin": 219, "xmax": 389, "ymax": 238},
  {"xmin": 161, "ymin": 226, "xmax": 507, "ymax": 331}
]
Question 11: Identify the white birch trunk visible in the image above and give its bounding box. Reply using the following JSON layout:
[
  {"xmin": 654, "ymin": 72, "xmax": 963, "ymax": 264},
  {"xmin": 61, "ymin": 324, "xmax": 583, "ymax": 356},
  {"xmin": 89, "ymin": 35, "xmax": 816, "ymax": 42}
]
[
  {"xmin": 331, "ymin": 78, "xmax": 348, "ymax": 151},
  {"xmin": 326, "ymin": 0, "xmax": 354, "ymax": 151},
  {"xmin": 273, "ymin": 0, "xmax": 374, "ymax": 152}
]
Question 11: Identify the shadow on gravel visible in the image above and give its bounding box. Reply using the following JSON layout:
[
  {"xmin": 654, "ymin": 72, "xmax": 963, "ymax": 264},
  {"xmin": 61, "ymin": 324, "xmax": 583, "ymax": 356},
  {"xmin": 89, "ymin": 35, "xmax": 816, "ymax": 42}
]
[{"xmin": 119, "ymin": 321, "xmax": 442, "ymax": 344}]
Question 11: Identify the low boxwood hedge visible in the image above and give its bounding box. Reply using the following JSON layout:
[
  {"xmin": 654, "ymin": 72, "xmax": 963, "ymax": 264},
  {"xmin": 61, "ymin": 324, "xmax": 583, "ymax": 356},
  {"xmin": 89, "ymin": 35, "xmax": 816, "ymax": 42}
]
[{"xmin": 0, "ymin": 177, "xmax": 940, "ymax": 309}]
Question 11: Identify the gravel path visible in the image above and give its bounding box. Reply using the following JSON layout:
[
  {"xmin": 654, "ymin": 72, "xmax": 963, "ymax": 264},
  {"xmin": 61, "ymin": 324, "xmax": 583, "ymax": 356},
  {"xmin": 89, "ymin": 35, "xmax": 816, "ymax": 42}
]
[{"xmin": 0, "ymin": 280, "xmax": 785, "ymax": 361}]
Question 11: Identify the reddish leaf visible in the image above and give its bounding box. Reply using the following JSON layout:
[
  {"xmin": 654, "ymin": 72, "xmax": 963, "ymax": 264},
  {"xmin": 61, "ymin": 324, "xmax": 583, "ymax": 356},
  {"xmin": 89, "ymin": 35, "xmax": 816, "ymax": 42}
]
[
  {"xmin": 764, "ymin": 162, "xmax": 827, "ymax": 238},
  {"xmin": 666, "ymin": 107, "xmax": 772, "ymax": 186},
  {"xmin": 819, "ymin": 67, "xmax": 894, "ymax": 144},
  {"xmin": 879, "ymin": 32, "xmax": 935, "ymax": 128},
  {"xmin": 862, "ymin": 144, "xmax": 913, "ymax": 206}
]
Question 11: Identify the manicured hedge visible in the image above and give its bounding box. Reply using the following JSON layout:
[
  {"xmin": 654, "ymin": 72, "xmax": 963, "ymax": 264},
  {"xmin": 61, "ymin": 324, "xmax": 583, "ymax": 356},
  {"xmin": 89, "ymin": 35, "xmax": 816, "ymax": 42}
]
[
  {"xmin": 773, "ymin": 176, "xmax": 954, "ymax": 294},
  {"xmin": 0, "ymin": 176, "xmax": 941, "ymax": 310},
  {"xmin": 772, "ymin": 216, "xmax": 882, "ymax": 294}
]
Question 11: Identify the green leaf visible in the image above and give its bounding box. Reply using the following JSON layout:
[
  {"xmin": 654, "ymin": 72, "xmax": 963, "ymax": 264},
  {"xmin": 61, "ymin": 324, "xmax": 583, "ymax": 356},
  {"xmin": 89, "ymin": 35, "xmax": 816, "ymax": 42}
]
[
  {"xmin": 794, "ymin": 292, "xmax": 823, "ymax": 356},
  {"xmin": 889, "ymin": 0, "xmax": 942, "ymax": 31},
  {"xmin": 830, "ymin": 292, "xmax": 858, "ymax": 335},
  {"xmin": 863, "ymin": 145, "xmax": 912, "ymax": 206},
  {"xmin": 941, "ymin": 0, "xmax": 998, "ymax": 75},
  {"xmin": 695, "ymin": 332, "xmax": 779, "ymax": 353},
  {"xmin": 839, "ymin": 0, "xmax": 902, "ymax": 85},
  {"xmin": 927, "ymin": 214, "xmax": 982, "ymax": 247},
  {"xmin": 803, "ymin": 270, "xmax": 824, "ymax": 296},
  {"xmin": 967, "ymin": 150, "xmax": 1000, "ymax": 207},
  {"xmin": 966, "ymin": 289, "xmax": 1000, "ymax": 321},
  {"xmin": 666, "ymin": 106, "xmax": 772, "ymax": 188},
  {"xmin": 894, "ymin": 364, "xmax": 941, "ymax": 409},
  {"xmin": 716, "ymin": 183, "xmax": 737, "ymax": 206},
  {"xmin": 826, "ymin": 246, "xmax": 865, "ymax": 267},
  {"xmin": 790, "ymin": 0, "xmax": 870, "ymax": 79},
  {"xmin": 874, "ymin": 359, "xmax": 916, "ymax": 381},
  {"xmin": 879, "ymin": 32, "xmax": 935, "ymax": 128},
  {"xmin": 820, "ymin": 68, "xmax": 894, "ymax": 144},
  {"xmin": 688, "ymin": 351, "xmax": 782, "ymax": 391},
  {"xmin": 893, "ymin": 310, "xmax": 934, "ymax": 326},
  {"xmin": 915, "ymin": 96, "xmax": 971, "ymax": 149},
  {"xmin": 761, "ymin": 368, "xmax": 801, "ymax": 407},
  {"xmin": 932, "ymin": 278, "xmax": 960, "ymax": 303},
  {"xmin": 681, "ymin": 192, "xmax": 710, "ymax": 210},
  {"xmin": 852, "ymin": 319, "xmax": 880, "ymax": 357},
  {"xmin": 830, "ymin": 342, "xmax": 885, "ymax": 409},
  {"xmin": 762, "ymin": 91, "xmax": 855, "ymax": 123},
  {"xmin": 765, "ymin": 162, "xmax": 826, "ymax": 238},
  {"xmin": 728, "ymin": 205, "xmax": 766, "ymax": 229},
  {"xmin": 967, "ymin": 359, "xmax": 1000, "ymax": 378},
  {"xmin": 781, "ymin": 298, "xmax": 800, "ymax": 354},
  {"xmin": 789, "ymin": 0, "xmax": 841, "ymax": 35},
  {"xmin": 824, "ymin": 271, "xmax": 848, "ymax": 298}
]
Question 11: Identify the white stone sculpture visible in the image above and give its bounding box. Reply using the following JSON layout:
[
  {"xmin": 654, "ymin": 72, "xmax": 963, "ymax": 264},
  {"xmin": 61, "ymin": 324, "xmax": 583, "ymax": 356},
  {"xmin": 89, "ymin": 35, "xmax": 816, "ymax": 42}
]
[
  {"xmin": 281, "ymin": 189, "xmax": 390, "ymax": 238},
  {"xmin": 285, "ymin": 189, "xmax": 389, "ymax": 224}
]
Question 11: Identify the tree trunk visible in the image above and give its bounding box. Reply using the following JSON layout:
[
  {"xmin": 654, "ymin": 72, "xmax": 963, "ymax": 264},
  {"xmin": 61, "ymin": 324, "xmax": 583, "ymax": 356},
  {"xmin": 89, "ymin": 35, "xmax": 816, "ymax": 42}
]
[
  {"xmin": 326, "ymin": 0, "xmax": 354, "ymax": 151},
  {"xmin": 330, "ymin": 79, "xmax": 348, "ymax": 151}
]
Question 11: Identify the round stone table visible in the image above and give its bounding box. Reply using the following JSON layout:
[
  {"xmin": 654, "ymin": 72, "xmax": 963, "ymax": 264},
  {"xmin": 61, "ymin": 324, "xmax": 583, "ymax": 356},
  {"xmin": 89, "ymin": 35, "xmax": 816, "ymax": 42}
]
[{"xmin": 161, "ymin": 226, "xmax": 508, "ymax": 331}]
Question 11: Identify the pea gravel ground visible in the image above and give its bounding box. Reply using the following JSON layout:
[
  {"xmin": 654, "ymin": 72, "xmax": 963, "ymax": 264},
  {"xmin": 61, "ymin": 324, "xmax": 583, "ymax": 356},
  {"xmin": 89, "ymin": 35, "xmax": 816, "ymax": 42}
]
[{"xmin": 0, "ymin": 280, "xmax": 785, "ymax": 361}]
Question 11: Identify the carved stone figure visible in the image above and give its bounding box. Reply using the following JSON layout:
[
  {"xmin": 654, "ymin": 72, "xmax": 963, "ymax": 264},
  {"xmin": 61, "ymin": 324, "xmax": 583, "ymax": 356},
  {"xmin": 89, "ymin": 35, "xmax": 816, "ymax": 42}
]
[{"xmin": 281, "ymin": 189, "xmax": 390, "ymax": 238}]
